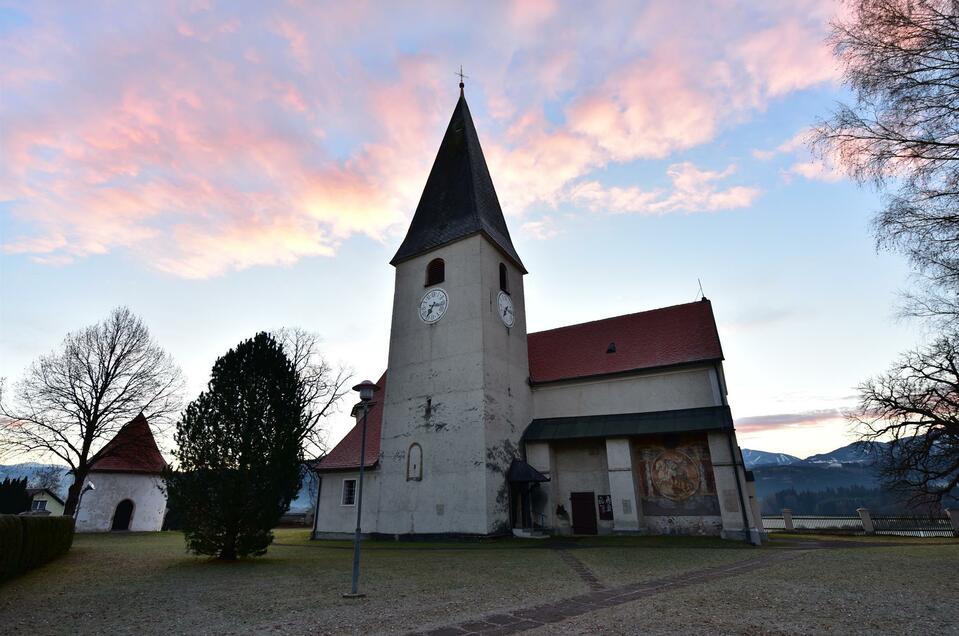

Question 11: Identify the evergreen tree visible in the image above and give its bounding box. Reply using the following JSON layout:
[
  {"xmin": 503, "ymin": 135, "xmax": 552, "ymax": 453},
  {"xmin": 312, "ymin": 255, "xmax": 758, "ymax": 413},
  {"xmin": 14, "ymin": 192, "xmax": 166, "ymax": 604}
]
[
  {"xmin": 0, "ymin": 477, "xmax": 31, "ymax": 514},
  {"xmin": 166, "ymin": 332, "xmax": 303, "ymax": 560}
]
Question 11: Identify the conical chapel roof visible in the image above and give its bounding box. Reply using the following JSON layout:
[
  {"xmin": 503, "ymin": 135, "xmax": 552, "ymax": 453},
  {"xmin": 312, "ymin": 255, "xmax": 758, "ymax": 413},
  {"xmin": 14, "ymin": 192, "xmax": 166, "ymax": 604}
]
[
  {"xmin": 391, "ymin": 89, "xmax": 526, "ymax": 272},
  {"xmin": 89, "ymin": 413, "xmax": 167, "ymax": 475}
]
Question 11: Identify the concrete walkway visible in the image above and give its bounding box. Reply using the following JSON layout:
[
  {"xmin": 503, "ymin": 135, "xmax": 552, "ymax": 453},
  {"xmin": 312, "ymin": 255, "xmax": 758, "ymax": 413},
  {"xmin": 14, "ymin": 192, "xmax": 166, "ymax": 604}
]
[{"xmin": 408, "ymin": 549, "xmax": 804, "ymax": 636}]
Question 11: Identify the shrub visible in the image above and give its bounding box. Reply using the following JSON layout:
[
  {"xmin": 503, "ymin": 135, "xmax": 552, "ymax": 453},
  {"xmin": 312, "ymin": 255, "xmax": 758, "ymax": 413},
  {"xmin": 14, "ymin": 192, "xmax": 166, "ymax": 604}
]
[
  {"xmin": 0, "ymin": 515, "xmax": 23, "ymax": 579},
  {"xmin": 18, "ymin": 516, "xmax": 75, "ymax": 571},
  {"xmin": 0, "ymin": 515, "xmax": 75, "ymax": 581}
]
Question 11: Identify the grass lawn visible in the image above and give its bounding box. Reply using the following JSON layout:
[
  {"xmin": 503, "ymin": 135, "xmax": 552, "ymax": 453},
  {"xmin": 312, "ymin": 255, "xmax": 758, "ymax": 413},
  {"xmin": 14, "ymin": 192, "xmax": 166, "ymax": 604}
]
[
  {"xmin": 530, "ymin": 541, "xmax": 959, "ymax": 635},
  {"xmin": 0, "ymin": 530, "xmax": 956, "ymax": 635}
]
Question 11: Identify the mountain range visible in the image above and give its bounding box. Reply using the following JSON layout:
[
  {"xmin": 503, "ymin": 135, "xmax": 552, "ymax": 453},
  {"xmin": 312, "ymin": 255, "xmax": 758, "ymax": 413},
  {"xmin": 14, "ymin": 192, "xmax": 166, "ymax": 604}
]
[{"xmin": 742, "ymin": 441, "xmax": 885, "ymax": 469}]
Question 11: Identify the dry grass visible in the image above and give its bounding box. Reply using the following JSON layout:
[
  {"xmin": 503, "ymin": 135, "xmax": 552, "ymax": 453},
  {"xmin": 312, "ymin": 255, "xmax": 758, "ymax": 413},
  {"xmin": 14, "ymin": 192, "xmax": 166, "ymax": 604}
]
[
  {"xmin": 1, "ymin": 530, "xmax": 956, "ymax": 635},
  {"xmin": 528, "ymin": 543, "xmax": 959, "ymax": 635}
]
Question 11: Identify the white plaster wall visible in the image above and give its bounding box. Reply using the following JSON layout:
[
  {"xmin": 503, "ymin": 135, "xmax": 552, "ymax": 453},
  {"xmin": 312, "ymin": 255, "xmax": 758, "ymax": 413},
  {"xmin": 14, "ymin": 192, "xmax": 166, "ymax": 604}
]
[
  {"xmin": 552, "ymin": 440, "xmax": 612, "ymax": 534},
  {"xmin": 74, "ymin": 473, "xmax": 166, "ymax": 532},
  {"xmin": 605, "ymin": 438, "xmax": 639, "ymax": 531},
  {"xmin": 479, "ymin": 238, "xmax": 532, "ymax": 533},
  {"xmin": 375, "ymin": 235, "xmax": 532, "ymax": 535},
  {"xmin": 531, "ymin": 367, "xmax": 718, "ymax": 420},
  {"xmin": 706, "ymin": 431, "xmax": 760, "ymax": 539},
  {"xmin": 314, "ymin": 470, "xmax": 381, "ymax": 536}
]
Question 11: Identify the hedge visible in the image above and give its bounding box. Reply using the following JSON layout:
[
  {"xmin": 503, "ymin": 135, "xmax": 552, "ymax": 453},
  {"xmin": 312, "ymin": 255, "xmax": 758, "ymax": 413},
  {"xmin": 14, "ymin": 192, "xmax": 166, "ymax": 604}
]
[{"xmin": 0, "ymin": 515, "xmax": 75, "ymax": 581}]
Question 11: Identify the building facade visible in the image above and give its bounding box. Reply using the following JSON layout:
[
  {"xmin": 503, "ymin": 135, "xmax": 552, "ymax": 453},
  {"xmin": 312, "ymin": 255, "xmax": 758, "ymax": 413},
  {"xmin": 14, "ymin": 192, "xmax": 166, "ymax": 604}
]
[
  {"xmin": 25, "ymin": 488, "xmax": 65, "ymax": 516},
  {"xmin": 313, "ymin": 88, "xmax": 762, "ymax": 542}
]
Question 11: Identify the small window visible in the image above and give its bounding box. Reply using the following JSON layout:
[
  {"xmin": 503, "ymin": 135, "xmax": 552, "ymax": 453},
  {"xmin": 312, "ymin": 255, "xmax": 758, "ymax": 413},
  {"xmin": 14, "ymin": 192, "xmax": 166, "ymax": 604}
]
[
  {"xmin": 32, "ymin": 500, "xmax": 46, "ymax": 511},
  {"xmin": 499, "ymin": 263, "xmax": 509, "ymax": 294},
  {"xmin": 426, "ymin": 258, "xmax": 445, "ymax": 286},
  {"xmin": 407, "ymin": 443, "xmax": 423, "ymax": 481},
  {"xmin": 341, "ymin": 479, "xmax": 357, "ymax": 506}
]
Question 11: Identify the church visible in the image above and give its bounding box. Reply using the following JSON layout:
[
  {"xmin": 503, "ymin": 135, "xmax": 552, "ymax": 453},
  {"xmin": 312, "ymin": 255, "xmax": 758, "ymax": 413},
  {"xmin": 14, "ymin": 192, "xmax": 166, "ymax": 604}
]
[{"xmin": 312, "ymin": 85, "xmax": 763, "ymax": 543}]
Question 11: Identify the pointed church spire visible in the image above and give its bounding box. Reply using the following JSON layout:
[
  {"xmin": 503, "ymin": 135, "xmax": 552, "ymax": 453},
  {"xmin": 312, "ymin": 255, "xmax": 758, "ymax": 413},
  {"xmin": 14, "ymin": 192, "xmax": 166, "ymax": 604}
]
[{"xmin": 391, "ymin": 87, "xmax": 526, "ymax": 272}]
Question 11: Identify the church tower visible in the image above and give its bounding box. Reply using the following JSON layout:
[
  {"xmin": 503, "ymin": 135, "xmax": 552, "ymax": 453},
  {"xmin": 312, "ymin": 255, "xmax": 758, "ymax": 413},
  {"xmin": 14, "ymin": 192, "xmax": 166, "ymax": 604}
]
[{"xmin": 374, "ymin": 86, "xmax": 531, "ymax": 535}]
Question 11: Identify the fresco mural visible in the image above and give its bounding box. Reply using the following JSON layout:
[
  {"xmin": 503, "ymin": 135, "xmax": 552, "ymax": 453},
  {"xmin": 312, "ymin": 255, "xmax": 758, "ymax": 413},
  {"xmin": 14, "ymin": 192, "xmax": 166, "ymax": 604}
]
[
  {"xmin": 651, "ymin": 450, "xmax": 700, "ymax": 501},
  {"xmin": 634, "ymin": 433, "xmax": 720, "ymax": 517}
]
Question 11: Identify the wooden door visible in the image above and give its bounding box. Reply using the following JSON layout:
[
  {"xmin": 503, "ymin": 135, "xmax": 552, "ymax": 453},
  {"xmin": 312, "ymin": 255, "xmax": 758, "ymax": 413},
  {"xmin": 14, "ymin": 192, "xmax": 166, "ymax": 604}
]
[{"xmin": 570, "ymin": 492, "xmax": 598, "ymax": 535}]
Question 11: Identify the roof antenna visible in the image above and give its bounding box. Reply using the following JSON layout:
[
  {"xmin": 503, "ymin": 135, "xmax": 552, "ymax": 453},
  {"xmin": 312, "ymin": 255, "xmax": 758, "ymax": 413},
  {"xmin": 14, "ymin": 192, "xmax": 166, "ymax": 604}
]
[
  {"xmin": 455, "ymin": 65, "xmax": 468, "ymax": 95},
  {"xmin": 696, "ymin": 278, "xmax": 706, "ymax": 302}
]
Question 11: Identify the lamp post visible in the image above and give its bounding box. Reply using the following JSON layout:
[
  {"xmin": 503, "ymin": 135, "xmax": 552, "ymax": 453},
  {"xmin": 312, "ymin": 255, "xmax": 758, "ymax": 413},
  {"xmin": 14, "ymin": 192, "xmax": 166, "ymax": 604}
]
[{"xmin": 343, "ymin": 379, "xmax": 378, "ymax": 599}]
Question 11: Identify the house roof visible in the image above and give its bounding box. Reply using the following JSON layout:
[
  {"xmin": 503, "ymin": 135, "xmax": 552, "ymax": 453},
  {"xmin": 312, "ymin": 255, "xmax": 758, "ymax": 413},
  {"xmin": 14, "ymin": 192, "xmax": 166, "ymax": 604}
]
[
  {"xmin": 89, "ymin": 413, "xmax": 167, "ymax": 475},
  {"xmin": 313, "ymin": 372, "xmax": 386, "ymax": 472},
  {"xmin": 25, "ymin": 488, "xmax": 64, "ymax": 505},
  {"xmin": 390, "ymin": 90, "xmax": 525, "ymax": 272},
  {"xmin": 527, "ymin": 299, "xmax": 723, "ymax": 384}
]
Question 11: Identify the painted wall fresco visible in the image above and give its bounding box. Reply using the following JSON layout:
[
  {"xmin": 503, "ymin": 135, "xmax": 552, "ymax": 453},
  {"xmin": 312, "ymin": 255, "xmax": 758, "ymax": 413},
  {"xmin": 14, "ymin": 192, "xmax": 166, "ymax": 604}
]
[{"xmin": 633, "ymin": 433, "xmax": 720, "ymax": 517}]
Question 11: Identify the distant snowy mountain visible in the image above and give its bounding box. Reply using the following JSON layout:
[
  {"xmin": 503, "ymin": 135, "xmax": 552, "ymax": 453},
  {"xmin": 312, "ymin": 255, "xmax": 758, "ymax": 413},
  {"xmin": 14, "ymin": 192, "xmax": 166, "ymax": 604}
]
[
  {"xmin": 0, "ymin": 463, "xmax": 72, "ymax": 500},
  {"xmin": 803, "ymin": 441, "xmax": 886, "ymax": 466},
  {"xmin": 742, "ymin": 449, "xmax": 801, "ymax": 469}
]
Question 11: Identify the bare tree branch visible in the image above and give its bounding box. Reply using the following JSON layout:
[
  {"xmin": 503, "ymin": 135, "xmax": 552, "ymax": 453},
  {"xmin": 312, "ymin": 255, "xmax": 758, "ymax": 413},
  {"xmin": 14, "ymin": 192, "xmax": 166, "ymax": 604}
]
[
  {"xmin": 813, "ymin": 0, "xmax": 959, "ymax": 325},
  {"xmin": 271, "ymin": 327, "xmax": 351, "ymax": 461},
  {"xmin": 852, "ymin": 332, "xmax": 959, "ymax": 506}
]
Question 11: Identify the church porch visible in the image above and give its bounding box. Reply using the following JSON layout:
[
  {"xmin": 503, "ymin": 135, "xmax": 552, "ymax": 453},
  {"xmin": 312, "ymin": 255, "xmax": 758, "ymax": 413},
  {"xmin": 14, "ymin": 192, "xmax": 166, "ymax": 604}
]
[{"xmin": 520, "ymin": 406, "xmax": 757, "ymax": 539}]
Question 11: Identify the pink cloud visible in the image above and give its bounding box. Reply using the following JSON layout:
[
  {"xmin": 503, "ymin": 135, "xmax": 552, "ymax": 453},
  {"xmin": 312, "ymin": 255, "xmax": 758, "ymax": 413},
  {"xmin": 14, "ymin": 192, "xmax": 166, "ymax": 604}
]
[
  {"xmin": 569, "ymin": 163, "xmax": 760, "ymax": 215},
  {"xmin": 1, "ymin": 2, "xmax": 840, "ymax": 278},
  {"xmin": 753, "ymin": 129, "xmax": 847, "ymax": 182},
  {"xmin": 735, "ymin": 408, "xmax": 850, "ymax": 434},
  {"xmin": 733, "ymin": 18, "xmax": 840, "ymax": 104}
]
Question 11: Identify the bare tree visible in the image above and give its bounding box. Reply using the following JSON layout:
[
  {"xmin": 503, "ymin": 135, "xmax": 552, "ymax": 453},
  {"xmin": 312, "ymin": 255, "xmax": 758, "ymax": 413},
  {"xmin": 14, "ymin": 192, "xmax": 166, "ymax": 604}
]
[
  {"xmin": 33, "ymin": 464, "xmax": 64, "ymax": 494},
  {"xmin": 853, "ymin": 333, "xmax": 959, "ymax": 506},
  {"xmin": 0, "ymin": 307, "xmax": 184, "ymax": 515},
  {"xmin": 814, "ymin": 0, "xmax": 959, "ymax": 325},
  {"xmin": 272, "ymin": 327, "xmax": 351, "ymax": 460}
]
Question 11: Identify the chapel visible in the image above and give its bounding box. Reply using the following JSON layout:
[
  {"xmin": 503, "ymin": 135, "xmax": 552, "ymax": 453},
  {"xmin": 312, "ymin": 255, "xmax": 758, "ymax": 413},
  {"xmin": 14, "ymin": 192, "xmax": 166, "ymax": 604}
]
[
  {"xmin": 312, "ymin": 86, "xmax": 763, "ymax": 542},
  {"xmin": 74, "ymin": 413, "xmax": 169, "ymax": 532}
]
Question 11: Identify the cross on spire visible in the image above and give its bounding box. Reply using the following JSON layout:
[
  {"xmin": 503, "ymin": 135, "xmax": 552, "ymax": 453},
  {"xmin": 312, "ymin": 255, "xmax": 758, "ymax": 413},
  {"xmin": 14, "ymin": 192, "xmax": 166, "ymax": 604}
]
[{"xmin": 456, "ymin": 65, "xmax": 468, "ymax": 93}]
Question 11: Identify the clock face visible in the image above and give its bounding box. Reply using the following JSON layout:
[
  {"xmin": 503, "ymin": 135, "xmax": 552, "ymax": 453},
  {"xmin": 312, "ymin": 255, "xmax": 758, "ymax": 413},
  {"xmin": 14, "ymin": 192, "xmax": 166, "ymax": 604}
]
[
  {"xmin": 497, "ymin": 291, "xmax": 515, "ymax": 328},
  {"xmin": 419, "ymin": 288, "xmax": 449, "ymax": 324}
]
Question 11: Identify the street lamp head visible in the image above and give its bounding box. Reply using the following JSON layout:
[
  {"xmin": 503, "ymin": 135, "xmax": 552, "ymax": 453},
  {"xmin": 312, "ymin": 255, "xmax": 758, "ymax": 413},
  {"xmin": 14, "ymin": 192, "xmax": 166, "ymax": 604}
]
[
  {"xmin": 352, "ymin": 380, "xmax": 379, "ymax": 403},
  {"xmin": 83, "ymin": 482, "xmax": 95, "ymax": 493}
]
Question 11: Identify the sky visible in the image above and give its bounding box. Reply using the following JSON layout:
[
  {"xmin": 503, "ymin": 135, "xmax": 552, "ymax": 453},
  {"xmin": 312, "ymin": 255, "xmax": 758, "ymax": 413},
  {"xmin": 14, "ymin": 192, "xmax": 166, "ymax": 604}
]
[{"xmin": 0, "ymin": 0, "xmax": 922, "ymax": 462}]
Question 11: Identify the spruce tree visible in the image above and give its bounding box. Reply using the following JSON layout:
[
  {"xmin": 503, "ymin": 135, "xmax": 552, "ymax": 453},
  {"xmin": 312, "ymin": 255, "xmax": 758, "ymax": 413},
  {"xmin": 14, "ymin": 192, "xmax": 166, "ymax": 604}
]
[
  {"xmin": 166, "ymin": 332, "xmax": 303, "ymax": 559},
  {"xmin": 0, "ymin": 477, "xmax": 31, "ymax": 514}
]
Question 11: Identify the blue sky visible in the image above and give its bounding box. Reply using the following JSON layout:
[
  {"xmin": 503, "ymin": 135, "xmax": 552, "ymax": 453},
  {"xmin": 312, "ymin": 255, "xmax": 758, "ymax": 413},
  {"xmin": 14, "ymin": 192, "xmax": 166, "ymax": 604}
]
[{"xmin": 0, "ymin": 1, "xmax": 919, "ymax": 459}]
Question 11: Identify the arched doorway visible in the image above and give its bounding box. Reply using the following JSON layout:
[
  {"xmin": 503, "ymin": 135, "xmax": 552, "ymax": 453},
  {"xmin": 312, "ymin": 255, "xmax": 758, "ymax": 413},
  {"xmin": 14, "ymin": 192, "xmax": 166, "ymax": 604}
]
[{"xmin": 111, "ymin": 499, "xmax": 134, "ymax": 531}]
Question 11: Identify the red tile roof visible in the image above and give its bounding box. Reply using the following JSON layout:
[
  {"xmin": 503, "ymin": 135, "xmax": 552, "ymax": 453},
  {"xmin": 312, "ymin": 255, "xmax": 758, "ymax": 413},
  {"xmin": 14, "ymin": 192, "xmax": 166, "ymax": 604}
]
[
  {"xmin": 316, "ymin": 301, "xmax": 723, "ymax": 471},
  {"xmin": 89, "ymin": 413, "xmax": 167, "ymax": 475},
  {"xmin": 314, "ymin": 372, "xmax": 386, "ymax": 472},
  {"xmin": 527, "ymin": 299, "xmax": 723, "ymax": 384}
]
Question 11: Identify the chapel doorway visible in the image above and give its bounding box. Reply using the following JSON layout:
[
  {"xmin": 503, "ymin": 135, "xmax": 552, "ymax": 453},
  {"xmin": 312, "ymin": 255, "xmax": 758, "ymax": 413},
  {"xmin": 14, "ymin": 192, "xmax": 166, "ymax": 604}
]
[
  {"xmin": 570, "ymin": 492, "xmax": 598, "ymax": 535},
  {"xmin": 111, "ymin": 499, "xmax": 134, "ymax": 531}
]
